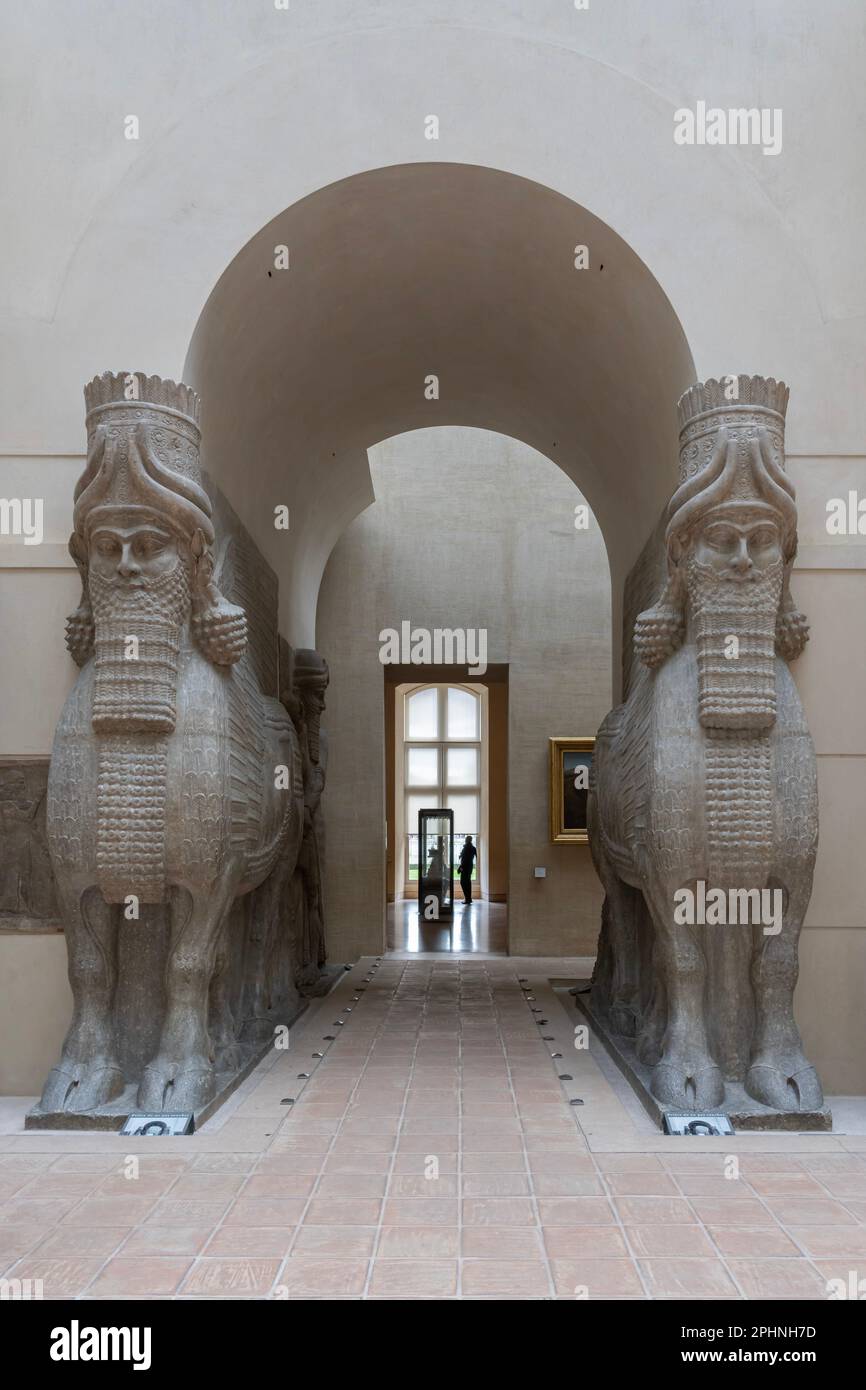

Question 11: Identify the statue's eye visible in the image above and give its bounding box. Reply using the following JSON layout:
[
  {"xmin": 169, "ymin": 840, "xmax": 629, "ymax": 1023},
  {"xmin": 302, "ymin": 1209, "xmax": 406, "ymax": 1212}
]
[
  {"xmin": 705, "ymin": 527, "xmax": 737, "ymax": 550},
  {"xmin": 95, "ymin": 537, "xmax": 119, "ymax": 556},
  {"xmin": 750, "ymin": 528, "xmax": 776, "ymax": 550},
  {"xmin": 135, "ymin": 536, "xmax": 164, "ymax": 557}
]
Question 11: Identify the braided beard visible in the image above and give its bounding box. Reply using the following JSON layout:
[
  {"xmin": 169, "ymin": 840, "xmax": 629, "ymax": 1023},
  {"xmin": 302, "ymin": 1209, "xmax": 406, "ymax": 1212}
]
[
  {"xmin": 303, "ymin": 704, "xmax": 321, "ymax": 764},
  {"xmin": 687, "ymin": 555, "xmax": 783, "ymax": 732},
  {"xmin": 89, "ymin": 560, "xmax": 191, "ymax": 733}
]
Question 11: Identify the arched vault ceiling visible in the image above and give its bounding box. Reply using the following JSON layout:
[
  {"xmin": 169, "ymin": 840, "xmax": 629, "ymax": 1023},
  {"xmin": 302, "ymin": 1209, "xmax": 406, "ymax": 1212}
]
[{"xmin": 184, "ymin": 163, "xmax": 695, "ymax": 650}]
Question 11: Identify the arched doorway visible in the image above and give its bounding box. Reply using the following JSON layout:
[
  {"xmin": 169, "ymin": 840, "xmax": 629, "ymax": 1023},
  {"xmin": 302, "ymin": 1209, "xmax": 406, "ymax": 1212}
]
[
  {"xmin": 182, "ymin": 162, "xmax": 695, "ymax": 957},
  {"xmin": 183, "ymin": 162, "xmax": 696, "ymax": 689}
]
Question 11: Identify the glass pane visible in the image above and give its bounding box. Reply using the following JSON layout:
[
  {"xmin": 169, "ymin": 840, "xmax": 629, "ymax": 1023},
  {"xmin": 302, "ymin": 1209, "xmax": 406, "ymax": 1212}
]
[
  {"xmin": 407, "ymin": 746, "xmax": 439, "ymax": 786},
  {"xmin": 407, "ymin": 687, "xmax": 438, "ymax": 739},
  {"xmin": 407, "ymin": 794, "xmax": 434, "ymax": 836},
  {"xmin": 446, "ymin": 793, "xmax": 478, "ymax": 838},
  {"xmin": 406, "ymin": 794, "xmax": 429, "ymax": 883},
  {"xmin": 407, "ymin": 831, "xmax": 420, "ymax": 882},
  {"xmin": 447, "ymin": 687, "xmax": 478, "ymax": 739},
  {"xmin": 446, "ymin": 746, "xmax": 479, "ymax": 786}
]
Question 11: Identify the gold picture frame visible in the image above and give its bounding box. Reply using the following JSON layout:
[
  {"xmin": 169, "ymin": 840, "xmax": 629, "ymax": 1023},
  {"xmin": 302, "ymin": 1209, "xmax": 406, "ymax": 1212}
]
[{"xmin": 549, "ymin": 736, "xmax": 595, "ymax": 844}]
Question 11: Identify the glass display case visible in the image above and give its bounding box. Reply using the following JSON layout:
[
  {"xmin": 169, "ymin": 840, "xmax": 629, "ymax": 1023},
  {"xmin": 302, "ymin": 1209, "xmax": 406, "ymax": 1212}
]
[{"xmin": 417, "ymin": 808, "xmax": 454, "ymax": 919}]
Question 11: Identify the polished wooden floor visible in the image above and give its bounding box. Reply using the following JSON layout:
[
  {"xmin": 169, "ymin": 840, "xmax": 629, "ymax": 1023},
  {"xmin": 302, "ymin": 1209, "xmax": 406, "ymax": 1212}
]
[{"xmin": 386, "ymin": 898, "xmax": 508, "ymax": 955}]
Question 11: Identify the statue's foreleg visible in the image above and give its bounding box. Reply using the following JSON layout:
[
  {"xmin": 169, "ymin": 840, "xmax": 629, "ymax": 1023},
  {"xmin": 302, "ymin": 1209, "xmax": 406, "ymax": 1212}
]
[
  {"xmin": 746, "ymin": 879, "xmax": 823, "ymax": 1112},
  {"xmin": 138, "ymin": 869, "xmax": 237, "ymax": 1111},
  {"xmin": 645, "ymin": 879, "xmax": 724, "ymax": 1109},
  {"xmin": 39, "ymin": 883, "xmax": 124, "ymax": 1112}
]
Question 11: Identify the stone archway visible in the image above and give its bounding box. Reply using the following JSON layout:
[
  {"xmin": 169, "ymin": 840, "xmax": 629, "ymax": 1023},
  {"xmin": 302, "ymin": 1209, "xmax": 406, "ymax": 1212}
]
[{"xmin": 183, "ymin": 162, "xmax": 697, "ymax": 691}]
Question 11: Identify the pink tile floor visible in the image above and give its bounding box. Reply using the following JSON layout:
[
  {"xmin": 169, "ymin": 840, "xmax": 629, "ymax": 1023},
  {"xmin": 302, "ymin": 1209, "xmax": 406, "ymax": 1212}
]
[{"xmin": 2, "ymin": 957, "xmax": 865, "ymax": 1299}]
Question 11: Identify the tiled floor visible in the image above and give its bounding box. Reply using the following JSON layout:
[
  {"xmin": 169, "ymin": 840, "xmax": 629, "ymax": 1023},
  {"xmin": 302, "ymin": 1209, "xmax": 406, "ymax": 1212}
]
[{"xmin": 2, "ymin": 957, "xmax": 866, "ymax": 1300}]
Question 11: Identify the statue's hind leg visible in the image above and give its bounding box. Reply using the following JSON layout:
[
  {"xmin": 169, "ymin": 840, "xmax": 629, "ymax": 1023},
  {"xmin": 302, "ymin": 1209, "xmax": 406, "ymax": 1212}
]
[
  {"xmin": 209, "ymin": 909, "xmax": 244, "ymax": 1072},
  {"xmin": 40, "ymin": 883, "xmax": 124, "ymax": 1112},
  {"xmin": 644, "ymin": 878, "xmax": 724, "ymax": 1109},
  {"xmin": 746, "ymin": 879, "xmax": 823, "ymax": 1112},
  {"xmin": 138, "ymin": 870, "xmax": 237, "ymax": 1111},
  {"xmin": 591, "ymin": 868, "xmax": 644, "ymax": 1038}
]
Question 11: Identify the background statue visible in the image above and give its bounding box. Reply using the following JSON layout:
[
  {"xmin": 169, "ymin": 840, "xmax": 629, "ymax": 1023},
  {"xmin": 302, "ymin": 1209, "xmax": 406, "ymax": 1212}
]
[
  {"xmin": 292, "ymin": 649, "xmax": 330, "ymax": 991},
  {"xmin": 589, "ymin": 377, "xmax": 823, "ymax": 1115},
  {"xmin": 37, "ymin": 372, "xmax": 306, "ymax": 1117}
]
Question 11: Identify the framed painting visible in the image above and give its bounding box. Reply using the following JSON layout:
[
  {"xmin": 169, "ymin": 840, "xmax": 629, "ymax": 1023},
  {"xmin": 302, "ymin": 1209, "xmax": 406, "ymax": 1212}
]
[{"xmin": 549, "ymin": 736, "xmax": 595, "ymax": 844}]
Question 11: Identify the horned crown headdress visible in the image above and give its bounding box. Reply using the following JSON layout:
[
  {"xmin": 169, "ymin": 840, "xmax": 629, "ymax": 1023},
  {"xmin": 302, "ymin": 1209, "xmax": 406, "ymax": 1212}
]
[
  {"xmin": 74, "ymin": 372, "xmax": 213, "ymax": 543},
  {"xmin": 66, "ymin": 372, "xmax": 246, "ymax": 668},
  {"xmin": 668, "ymin": 374, "xmax": 796, "ymax": 561},
  {"xmin": 634, "ymin": 375, "xmax": 807, "ymax": 669}
]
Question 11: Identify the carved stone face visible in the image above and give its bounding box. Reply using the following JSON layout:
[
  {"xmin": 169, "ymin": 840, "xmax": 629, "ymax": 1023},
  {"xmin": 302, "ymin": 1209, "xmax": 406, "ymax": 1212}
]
[
  {"xmin": 691, "ymin": 509, "xmax": 783, "ymax": 582},
  {"xmin": 89, "ymin": 521, "xmax": 182, "ymax": 589},
  {"xmin": 684, "ymin": 503, "xmax": 785, "ymax": 733}
]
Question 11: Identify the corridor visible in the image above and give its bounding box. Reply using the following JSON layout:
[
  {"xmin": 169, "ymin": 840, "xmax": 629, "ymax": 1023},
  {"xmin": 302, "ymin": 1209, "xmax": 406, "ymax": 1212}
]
[{"xmin": 1, "ymin": 958, "xmax": 864, "ymax": 1300}]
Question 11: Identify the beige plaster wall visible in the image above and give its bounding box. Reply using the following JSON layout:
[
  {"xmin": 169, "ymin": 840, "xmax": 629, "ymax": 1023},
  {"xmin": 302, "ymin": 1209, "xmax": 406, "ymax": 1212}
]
[
  {"xmin": 788, "ymin": 554, "xmax": 866, "ymax": 1094},
  {"xmin": 316, "ymin": 427, "xmax": 612, "ymax": 963},
  {"xmin": 0, "ymin": 936, "xmax": 71, "ymax": 1095}
]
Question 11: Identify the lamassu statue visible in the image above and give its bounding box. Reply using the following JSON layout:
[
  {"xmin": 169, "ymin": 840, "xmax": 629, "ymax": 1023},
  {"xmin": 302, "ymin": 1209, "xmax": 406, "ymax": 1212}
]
[
  {"xmin": 293, "ymin": 649, "xmax": 330, "ymax": 992},
  {"xmin": 589, "ymin": 377, "xmax": 823, "ymax": 1116},
  {"xmin": 37, "ymin": 373, "xmax": 306, "ymax": 1116}
]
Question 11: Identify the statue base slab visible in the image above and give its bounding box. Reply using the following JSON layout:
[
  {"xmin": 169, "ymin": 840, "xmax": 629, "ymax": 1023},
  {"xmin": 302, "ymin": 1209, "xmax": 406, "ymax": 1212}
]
[
  {"xmin": 574, "ymin": 987, "xmax": 832, "ymax": 1132},
  {"xmin": 24, "ymin": 1005, "xmax": 308, "ymax": 1131},
  {"xmin": 299, "ymin": 963, "xmax": 348, "ymax": 998}
]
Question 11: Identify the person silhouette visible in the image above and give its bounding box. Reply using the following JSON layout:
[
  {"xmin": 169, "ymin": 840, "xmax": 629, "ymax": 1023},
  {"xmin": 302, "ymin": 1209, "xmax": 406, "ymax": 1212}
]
[{"xmin": 458, "ymin": 834, "xmax": 477, "ymax": 905}]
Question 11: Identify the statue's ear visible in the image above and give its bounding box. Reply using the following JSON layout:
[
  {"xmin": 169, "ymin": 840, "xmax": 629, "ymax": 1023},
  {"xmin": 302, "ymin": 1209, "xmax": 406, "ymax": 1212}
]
[
  {"xmin": 189, "ymin": 527, "xmax": 216, "ymax": 597},
  {"xmin": 69, "ymin": 530, "xmax": 88, "ymax": 577},
  {"xmin": 664, "ymin": 542, "xmax": 687, "ymax": 606}
]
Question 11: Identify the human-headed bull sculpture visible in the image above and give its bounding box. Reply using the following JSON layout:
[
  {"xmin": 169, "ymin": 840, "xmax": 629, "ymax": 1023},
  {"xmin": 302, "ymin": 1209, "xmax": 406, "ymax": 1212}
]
[
  {"xmin": 589, "ymin": 376, "xmax": 823, "ymax": 1115},
  {"xmin": 38, "ymin": 373, "xmax": 306, "ymax": 1115}
]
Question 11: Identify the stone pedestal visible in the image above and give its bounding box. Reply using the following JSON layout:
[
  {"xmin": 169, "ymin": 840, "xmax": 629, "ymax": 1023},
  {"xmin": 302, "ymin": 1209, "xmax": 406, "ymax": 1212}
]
[{"xmin": 575, "ymin": 987, "xmax": 832, "ymax": 1132}]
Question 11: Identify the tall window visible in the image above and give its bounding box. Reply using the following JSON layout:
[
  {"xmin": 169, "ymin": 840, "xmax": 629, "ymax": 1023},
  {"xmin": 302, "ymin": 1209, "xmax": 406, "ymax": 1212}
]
[{"xmin": 404, "ymin": 685, "xmax": 481, "ymax": 889}]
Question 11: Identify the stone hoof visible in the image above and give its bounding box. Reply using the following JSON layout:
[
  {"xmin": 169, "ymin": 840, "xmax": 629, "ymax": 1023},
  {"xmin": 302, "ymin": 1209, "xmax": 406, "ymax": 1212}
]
[
  {"xmin": 635, "ymin": 1030, "xmax": 662, "ymax": 1068},
  {"xmin": 213, "ymin": 1040, "xmax": 243, "ymax": 1072},
  {"xmin": 138, "ymin": 1058, "xmax": 215, "ymax": 1112},
  {"xmin": 746, "ymin": 1061, "xmax": 824, "ymax": 1112},
  {"xmin": 610, "ymin": 1003, "xmax": 638, "ymax": 1038},
  {"xmin": 239, "ymin": 1014, "xmax": 274, "ymax": 1046},
  {"xmin": 39, "ymin": 1063, "xmax": 83, "ymax": 1113},
  {"xmin": 651, "ymin": 1058, "xmax": 724, "ymax": 1109},
  {"xmin": 39, "ymin": 1058, "xmax": 123, "ymax": 1113}
]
